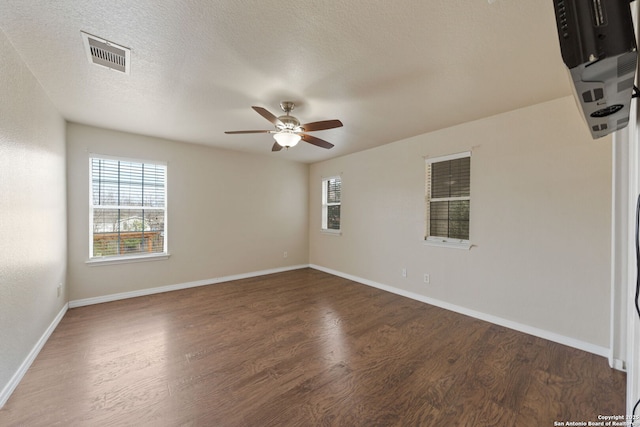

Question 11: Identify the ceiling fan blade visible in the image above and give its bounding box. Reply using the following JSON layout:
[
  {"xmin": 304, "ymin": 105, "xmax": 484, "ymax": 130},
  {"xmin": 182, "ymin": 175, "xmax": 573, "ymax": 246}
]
[
  {"xmin": 272, "ymin": 142, "xmax": 283, "ymax": 152},
  {"xmin": 225, "ymin": 130, "xmax": 272, "ymax": 134},
  {"xmin": 301, "ymin": 119, "xmax": 343, "ymax": 132},
  {"xmin": 252, "ymin": 106, "xmax": 283, "ymax": 127},
  {"xmin": 301, "ymin": 133, "xmax": 334, "ymax": 149}
]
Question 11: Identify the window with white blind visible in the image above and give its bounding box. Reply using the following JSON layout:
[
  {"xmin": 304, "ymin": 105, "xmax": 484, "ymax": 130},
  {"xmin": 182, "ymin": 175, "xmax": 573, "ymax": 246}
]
[
  {"xmin": 425, "ymin": 152, "xmax": 471, "ymax": 248},
  {"xmin": 322, "ymin": 176, "xmax": 341, "ymax": 233},
  {"xmin": 89, "ymin": 156, "xmax": 167, "ymax": 261}
]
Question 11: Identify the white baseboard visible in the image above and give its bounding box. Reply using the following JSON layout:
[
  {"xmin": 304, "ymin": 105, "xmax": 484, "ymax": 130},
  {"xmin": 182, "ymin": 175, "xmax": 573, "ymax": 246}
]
[
  {"xmin": 0, "ymin": 303, "xmax": 68, "ymax": 409},
  {"xmin": 69, "ymin": 264, "xmax": 310, "ymax": 308},
  {"xmin": 610, "ymin": 358, "xmax": 626, "ymax": 371},
  {"xmin": 309, "ymin": 264, "xmax": 612, "ymax": 361}
]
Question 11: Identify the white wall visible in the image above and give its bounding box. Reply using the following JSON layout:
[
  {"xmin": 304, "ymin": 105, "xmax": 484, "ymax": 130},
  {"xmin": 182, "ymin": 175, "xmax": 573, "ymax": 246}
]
[
  {"xmin": 66, "ymin": 123, "xmax": 309, "ymax": 301},
  {"xmin": 624, "ymin": 2, "xmax": 640, "ymax": 415},
  {"xmin": 621, "ymin": 100, "xmax": 640, "ymax": 418},
  {"xmin": 310, "ymin": 96, "xmax": 612, "ymax": 351},
  {"xmin": 0, "ymin": 30, "xmax": 67, "ymax": 404}
]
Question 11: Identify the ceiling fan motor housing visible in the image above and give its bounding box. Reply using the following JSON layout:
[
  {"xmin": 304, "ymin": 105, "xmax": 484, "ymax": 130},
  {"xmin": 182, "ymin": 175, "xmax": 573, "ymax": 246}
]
[{"xmin": 276, "ymin": 115, "xmax": 301, "ymax": 132}]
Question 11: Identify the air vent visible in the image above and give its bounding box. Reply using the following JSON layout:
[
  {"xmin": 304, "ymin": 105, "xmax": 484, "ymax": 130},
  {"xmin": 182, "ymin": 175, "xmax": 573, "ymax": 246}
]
[
  {"xmin": 618, "ymin": 53, "xmax": 636, "ymax": 77},
  {"xmin": 81, "ymin": 32, "xmax": 130, "ymax": 74},
  {"xmin": 618, "ymin": 77, "xmax": 634, "ymax": 93},
  {"xmin": 590, "ymin": 0, "xmax": 606, "ymax": 27}
]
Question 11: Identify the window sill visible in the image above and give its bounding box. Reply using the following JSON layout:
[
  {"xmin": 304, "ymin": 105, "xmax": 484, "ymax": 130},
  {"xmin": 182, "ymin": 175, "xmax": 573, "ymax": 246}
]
[
  {"xmin": 321, "ymin": 229, "xmax": 342, "ymax": 236},
  {"xmin": 423, "ymin": 239, "xmax": 471, "ymax": 250},
  {"xmin": 86, "ymin": 253, "xmax": 171, "ymax": 266}
]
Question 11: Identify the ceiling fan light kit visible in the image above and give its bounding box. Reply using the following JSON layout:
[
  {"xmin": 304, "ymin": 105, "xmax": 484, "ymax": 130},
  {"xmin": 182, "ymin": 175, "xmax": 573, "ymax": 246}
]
[
  {"xmin": 225, "ymin": 101, "xmax": 343, "ymax": 152},
  {"xmin": 273, "ymin": 131, "xmax": 301, "ymax": 148}
]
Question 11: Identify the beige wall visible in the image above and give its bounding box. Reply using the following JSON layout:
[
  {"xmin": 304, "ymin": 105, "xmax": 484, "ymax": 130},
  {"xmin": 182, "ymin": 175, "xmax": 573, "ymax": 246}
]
[
  {"xmin": 0, "ymin": 30, "xmax": 67, "ymax": 398},
  {"xmin": 66, "ymin": 123, "xmax": 309, "ymax": 301},
  {"xmin": 310, "ymin": 96, "xmax": 612, "ymax": 349}
]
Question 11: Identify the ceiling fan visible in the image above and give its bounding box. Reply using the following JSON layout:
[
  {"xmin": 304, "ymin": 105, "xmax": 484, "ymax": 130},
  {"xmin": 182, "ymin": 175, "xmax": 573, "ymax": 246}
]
[{"xmin": 225, "ymin": 102, "xmax": 343, "ymax": 151}]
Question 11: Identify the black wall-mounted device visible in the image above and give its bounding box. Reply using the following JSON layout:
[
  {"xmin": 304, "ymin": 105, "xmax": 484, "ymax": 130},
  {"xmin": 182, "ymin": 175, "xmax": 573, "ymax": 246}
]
[{"xmin": 552, "ymin": 0, "xmax": 637, "ymax": 139}]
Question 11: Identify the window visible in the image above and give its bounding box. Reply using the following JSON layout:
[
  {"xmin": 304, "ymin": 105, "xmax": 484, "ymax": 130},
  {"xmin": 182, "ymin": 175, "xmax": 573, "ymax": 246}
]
[
  {"xmin": 90, "ymin": 156, "xmax": 167, "ymax": 260},
  {"xmin": 425, "ymin": 152, "xmax": 470, "ymax": 247},
  {"xmin": 322, "ymin": 176, "xmax": 341, "ymax": 233}
]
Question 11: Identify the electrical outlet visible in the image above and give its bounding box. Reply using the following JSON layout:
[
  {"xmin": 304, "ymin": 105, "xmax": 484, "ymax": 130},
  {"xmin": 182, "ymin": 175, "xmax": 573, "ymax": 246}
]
[
  {"xmin": 56, "ymin": 283, "xmax": 62, "ymax": 297},
  {"xmin": 283, "ymin": 251, "xmax": 288, "ymax": 258},
  {"xmin": 423, "ymin": 274, "xmax": 430, "ymax": 284},
  {"xmin": 401, "ymin": 268, "xmax": 407, "ymax": 278}
]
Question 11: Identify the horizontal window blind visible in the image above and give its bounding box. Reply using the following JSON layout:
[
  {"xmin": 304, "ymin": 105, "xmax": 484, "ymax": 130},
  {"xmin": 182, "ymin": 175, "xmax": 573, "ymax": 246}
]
[
  {"xmin": 430, "ymin": 157, "xmax": 470, "ymax": 199},
  {"xmin": 90, "ymin": 157, "xmax": 167, "ymax": 258},
  {"xmin": 91, "ymin": 159, "xmax": 166, "ymax": 207},
  {"xmin": 426, "ymin": 155, "xmax": 470, "ymax": 241},
  {"xmin": 326, "ymin": 178, "xmax": 341, "ymax": 204}
]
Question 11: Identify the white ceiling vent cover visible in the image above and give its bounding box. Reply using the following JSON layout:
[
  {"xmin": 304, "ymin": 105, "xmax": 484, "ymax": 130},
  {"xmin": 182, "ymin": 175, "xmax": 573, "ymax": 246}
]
[{"xmin": 81, "ymin": 32, "xmax": 130, "ymax": 74}]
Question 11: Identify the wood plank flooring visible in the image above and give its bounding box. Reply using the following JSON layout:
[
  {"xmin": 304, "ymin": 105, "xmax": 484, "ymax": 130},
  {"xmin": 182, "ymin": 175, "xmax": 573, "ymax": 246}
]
[{"xmin": 0, "ymin": 268, "xmax": 626, "ymax": 426}]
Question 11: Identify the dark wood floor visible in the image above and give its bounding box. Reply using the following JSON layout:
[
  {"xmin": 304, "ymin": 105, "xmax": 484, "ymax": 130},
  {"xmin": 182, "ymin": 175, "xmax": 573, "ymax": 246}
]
[{"xmin": 0, "ymin": 268, "xmax": 625, "ymax": 426}]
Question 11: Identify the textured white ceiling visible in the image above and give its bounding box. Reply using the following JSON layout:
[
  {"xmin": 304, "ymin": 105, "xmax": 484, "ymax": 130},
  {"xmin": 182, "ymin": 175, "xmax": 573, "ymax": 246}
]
[{"xmin": 0, "ymin": 0, "xmax": 571, "ymax": 163}]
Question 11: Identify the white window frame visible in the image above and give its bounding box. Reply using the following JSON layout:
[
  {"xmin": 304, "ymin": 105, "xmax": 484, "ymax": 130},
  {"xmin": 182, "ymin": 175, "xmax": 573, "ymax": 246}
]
[
  {"xmin": 87, "ymin": 154, "xmax": 169, "ymax": 265},
  {"xmin": 321, "ymin": 175, "xmax": 342, "ymax": 235},
  {"xmin": 425, "ymin": 151, "xmax": 471, "ymax": 250}
]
